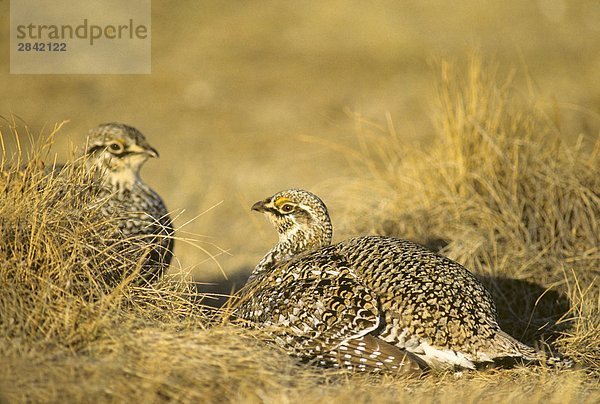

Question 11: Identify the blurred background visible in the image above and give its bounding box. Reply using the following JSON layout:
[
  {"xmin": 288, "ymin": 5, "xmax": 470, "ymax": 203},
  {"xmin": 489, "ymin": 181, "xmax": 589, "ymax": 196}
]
[{"xmin": 1, "ymin": 0, "xmax": 599, "ymax": 297}]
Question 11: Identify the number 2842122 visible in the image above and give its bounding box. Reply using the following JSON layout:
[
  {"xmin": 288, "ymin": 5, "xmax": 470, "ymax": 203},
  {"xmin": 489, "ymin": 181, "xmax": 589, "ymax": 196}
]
[{"xmin": 17, "ymin": 42, "xmax": 67, "ymax": 52}]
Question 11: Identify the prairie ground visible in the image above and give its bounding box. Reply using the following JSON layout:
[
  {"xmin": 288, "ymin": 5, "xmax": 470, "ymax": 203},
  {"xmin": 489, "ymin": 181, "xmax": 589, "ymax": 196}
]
[{"xmin": 0, "ymin": 1, "xmax": 599, "ymax": 403}]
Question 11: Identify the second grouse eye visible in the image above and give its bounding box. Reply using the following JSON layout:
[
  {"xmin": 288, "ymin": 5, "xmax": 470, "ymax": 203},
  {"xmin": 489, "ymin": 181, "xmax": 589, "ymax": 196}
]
[{"xmin": 108, "ymin": 142, "xmax": 124, "ymax": 153}]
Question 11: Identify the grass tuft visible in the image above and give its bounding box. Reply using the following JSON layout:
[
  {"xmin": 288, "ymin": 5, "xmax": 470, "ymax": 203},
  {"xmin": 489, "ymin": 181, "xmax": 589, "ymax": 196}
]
[{"xmin": 337, "ymin": 54, "xmax": 599, "ymax": 374}]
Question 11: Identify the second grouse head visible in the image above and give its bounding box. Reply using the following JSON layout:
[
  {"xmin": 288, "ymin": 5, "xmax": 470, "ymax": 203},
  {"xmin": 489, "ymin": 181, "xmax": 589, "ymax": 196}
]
[
  {"xmin": 251, "ymin": 189, "xmax": 333, "ymax": 251},
  {"xmin": 84, "ymin": 123, "xmax": 158, "ymax": 180}
]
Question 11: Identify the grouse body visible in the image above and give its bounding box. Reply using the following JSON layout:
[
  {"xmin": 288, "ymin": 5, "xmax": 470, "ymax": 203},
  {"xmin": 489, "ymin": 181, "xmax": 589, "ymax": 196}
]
[{"xmin": 235, "ymin": 189, "xmax": 569, "ymax": 373}]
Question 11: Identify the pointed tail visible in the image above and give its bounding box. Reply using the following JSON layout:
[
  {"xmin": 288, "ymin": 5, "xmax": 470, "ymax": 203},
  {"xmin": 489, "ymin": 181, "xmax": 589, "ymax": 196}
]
[{"xmin": 493, "ymin": 330, "xmax": 574, "ymax": 368}]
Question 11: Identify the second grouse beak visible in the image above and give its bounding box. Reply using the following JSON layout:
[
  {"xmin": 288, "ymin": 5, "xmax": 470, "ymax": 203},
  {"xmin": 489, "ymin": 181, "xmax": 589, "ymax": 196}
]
[{"xmin": 251, "ymin": 200, "xmax": 267, "ymax": 212}]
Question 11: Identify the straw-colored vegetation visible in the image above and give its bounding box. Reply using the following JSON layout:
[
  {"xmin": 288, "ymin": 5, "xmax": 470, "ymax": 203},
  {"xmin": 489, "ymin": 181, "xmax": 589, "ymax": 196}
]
[
  {"xmin": 335, "ymin": 55, "xmax": 599, "ymax": 370},
  {"xmin": 0, "ymin": 54, "xmax": 598, "ymax": 402},
  {"xmin": 1, "ymin": 1, "xmax": 599, "ymax": 402}
]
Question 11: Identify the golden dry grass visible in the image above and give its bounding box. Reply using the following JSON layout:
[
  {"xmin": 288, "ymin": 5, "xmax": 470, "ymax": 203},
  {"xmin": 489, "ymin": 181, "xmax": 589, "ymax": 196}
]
[
  {"xmin": 1, "ymin": 1, "xmax": 600, "ymax": 401},
  {"xmin": 2, "ymin": 0, "xmax": 599, "ymax": 283},
  {"xmin": 1, "ymin": 54, "xmax": 598, "ymax": 403},
  {"xmin": 331, "ymin": 54, "xmax": 599, "ymax": 370}
]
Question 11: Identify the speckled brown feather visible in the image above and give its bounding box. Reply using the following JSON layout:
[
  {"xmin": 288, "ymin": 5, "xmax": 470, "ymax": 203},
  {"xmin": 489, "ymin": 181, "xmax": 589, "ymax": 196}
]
[{"xmin": 236, "ymin": 245, "xmax": 423, "ymax": 373}]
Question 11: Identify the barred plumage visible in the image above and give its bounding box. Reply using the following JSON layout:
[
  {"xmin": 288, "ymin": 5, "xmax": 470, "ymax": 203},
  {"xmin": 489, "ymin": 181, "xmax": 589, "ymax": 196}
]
[{"xmin": 235, "ymin": 189, "xmax": 571, "ymax": 373}]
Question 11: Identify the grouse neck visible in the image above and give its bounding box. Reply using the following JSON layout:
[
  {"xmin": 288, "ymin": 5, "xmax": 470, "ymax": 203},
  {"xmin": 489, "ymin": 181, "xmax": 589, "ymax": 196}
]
[{"xmin": 250, "ymin": 219, "xmax": 333, "ymax": 281}]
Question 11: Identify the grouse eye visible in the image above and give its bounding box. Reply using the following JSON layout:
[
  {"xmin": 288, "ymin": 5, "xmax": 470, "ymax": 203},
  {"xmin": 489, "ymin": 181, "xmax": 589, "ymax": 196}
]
[
  {"xmin": 281, "ymin": 203, "xmax": 294, "ymax": 213},
  {"xmin": 108, "ymin": 142, "xmax": 124, "ymax": 154}
]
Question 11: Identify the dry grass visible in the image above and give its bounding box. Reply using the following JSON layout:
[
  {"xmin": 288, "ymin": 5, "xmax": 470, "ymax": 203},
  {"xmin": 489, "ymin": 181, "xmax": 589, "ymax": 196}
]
[
  {"xmin": 1, "ymin": 56, "xmax": 599, "ymax": 403},
  {"xmin": 335, "ymin": 54, "xmax": 599, "ymax": 371},
  {"xmin": 0, "ymin": 122, "xmax": 210, "ymax": 328}
]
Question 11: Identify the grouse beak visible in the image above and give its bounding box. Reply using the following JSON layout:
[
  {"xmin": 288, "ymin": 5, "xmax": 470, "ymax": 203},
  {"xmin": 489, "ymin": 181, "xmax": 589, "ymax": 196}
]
[
  {"xmin": 251, "ymin": 200, "xmax": 267, "ymax": 212},
  {"xmin": 146, "ymin": 147, "xmax": 159, "ymax": 158},
  {"xmin": 128, "ymin": 143, "xmax": 160, "ymax": 158}
]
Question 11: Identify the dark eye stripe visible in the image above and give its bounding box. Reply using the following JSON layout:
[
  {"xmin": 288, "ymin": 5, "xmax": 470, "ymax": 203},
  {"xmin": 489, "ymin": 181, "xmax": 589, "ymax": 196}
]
[
  {"xmin": 87, "ymin": 144, "xmax": 131, "ymax": 157},
  {"xmin": 86, "ymin": 144, "xmax": 106, "ymax": 155}
]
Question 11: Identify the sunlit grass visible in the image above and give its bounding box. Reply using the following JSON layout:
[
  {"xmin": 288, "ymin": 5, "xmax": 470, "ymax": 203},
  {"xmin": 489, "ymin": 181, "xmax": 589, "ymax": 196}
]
[
  {"xmin": 0, "ymin": 55, "xmax": 598, "ymax": 402},
  {"xmin": 335, "ymin": 54, "xmax": 599, "ymax": 373}
]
